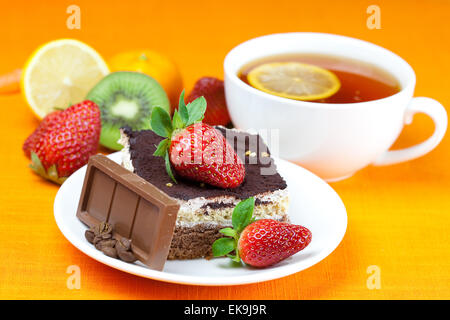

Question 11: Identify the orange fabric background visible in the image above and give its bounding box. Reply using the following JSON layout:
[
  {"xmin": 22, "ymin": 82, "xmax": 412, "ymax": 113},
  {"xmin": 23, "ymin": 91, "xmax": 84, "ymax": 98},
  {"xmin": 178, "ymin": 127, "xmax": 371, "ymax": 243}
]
[{"xmin": 0, "ymin": 0, "xmax": 449, "ymax": 299}]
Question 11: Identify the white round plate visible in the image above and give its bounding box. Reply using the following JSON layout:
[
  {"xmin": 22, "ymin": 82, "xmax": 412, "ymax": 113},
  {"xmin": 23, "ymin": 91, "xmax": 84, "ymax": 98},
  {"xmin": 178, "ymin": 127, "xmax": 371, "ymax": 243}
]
[{"xmin": 54, "ymin": 152, "xmax": 347, "ymax": 286}]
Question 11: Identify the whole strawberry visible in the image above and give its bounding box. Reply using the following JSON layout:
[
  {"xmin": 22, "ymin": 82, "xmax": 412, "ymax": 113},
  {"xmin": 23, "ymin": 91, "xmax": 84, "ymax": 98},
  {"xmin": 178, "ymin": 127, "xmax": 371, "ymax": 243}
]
[
  {"xmin": 23, "ymin": 110, "xmax": 62, "ymax": 158},
  {"xmin": 186, "ymin": 77, "xmax": 231, "ymax": 126},
  {"xmin": 238, "ymin": 219, "xmax": 312, "ymax": 267},
  {"xmin": 23, "ymin": 100, "xmax": 101, "ymax": 184},
  {"xmin": 150, "ymin": 91, "xmax": 245, "ymax": 188},
  {"xmin": 169, "ymin": 122, "xmax": 244, "ymax": 188},
  {"xmin": 212, "ymin": 198, "xmax": 312, "ymax": 268}
]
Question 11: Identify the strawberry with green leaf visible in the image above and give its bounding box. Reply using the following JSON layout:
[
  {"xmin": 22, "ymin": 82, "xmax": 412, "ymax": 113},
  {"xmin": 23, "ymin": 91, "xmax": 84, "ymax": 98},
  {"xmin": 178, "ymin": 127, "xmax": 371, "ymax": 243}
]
[
  {"xmin": 150, "ymin": 90, "xmax": 245, "ymax": 188},
  {"xmin": 212, "ymin": 197, "xmax": 312, "ymax": 268},
  {"xmin": 23, "ymin": 100, "xmax": 101, "ymax": 184}
]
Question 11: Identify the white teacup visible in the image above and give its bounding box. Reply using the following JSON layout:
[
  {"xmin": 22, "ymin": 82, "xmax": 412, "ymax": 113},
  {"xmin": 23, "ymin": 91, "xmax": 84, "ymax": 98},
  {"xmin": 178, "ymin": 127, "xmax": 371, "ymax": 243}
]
[{"xmin": 224, "ymin": 32, "xmax": 448, "ymax": 181}]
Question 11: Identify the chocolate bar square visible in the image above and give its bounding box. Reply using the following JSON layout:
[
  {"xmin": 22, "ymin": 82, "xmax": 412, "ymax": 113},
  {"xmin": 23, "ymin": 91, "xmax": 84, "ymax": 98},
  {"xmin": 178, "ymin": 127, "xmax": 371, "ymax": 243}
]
[{"xmin": 76, "ymin": 155, "xmax": 179, "ymax": 271}]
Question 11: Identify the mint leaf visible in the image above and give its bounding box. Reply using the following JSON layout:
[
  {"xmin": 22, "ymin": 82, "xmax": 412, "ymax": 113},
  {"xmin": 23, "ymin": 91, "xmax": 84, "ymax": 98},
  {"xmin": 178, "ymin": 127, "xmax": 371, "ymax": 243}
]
[
  {"xmin": 212, "ymin": 237, "xmax": 236, "ymax": 257},
  {"xmin": 164, "ymin": 151, "xmax": 177, "ymax": 183},
  {"xmin": 210, "ymin": 198, "xmax": 256, "ymax": 265},
  {"xmin": 153, "ymin": 139, "xmax": 169, "ymax": 157},
  {"xmin": 186, "ymin": 96, "xmax": 207, "ymax": 126},
  {"xmin": 219, "ymin": 227, "xmax": 237, "ymax": 239},
  {"xmin": 178, "ymin": 90, "xmax": 189, "ymax": 125},
  {"xmin": 150, "ymin": 106, "xmax": 173, "ymax": 138},
  {"xmin": 172, "ymin": 109, "xmax": 185, "ymax": 129},
  {"xmin": 232, "ymin": 197, "xmax": 255, "ymax": 233}
]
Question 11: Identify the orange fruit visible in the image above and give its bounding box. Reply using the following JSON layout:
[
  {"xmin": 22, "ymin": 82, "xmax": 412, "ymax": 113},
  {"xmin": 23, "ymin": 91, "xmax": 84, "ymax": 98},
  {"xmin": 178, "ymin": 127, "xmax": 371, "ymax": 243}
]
[{"xmin": 108, "ymin": 50, "xmax": 183, "ymax": 112}]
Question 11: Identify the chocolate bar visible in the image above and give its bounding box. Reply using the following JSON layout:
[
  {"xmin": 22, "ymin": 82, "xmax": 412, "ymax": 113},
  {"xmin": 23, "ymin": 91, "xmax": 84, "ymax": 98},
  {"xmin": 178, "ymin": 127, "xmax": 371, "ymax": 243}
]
[{"xmin": 76, "ymin": 155, "xmax": 179, "ymax": 271}]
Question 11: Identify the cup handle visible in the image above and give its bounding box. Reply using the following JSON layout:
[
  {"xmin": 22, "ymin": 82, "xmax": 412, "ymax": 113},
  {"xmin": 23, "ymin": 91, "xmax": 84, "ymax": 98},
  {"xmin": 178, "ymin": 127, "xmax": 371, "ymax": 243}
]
[{"xmin": 373, "ymin": 97, "xmax": 448, "ymax": 166}]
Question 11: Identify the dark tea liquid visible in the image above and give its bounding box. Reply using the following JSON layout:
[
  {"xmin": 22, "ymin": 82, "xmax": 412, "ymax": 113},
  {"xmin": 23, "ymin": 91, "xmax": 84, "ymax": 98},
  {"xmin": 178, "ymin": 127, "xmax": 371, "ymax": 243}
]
[{"xmin": 238, "ymin": 53, "xmax": 401, "ymax": 103}]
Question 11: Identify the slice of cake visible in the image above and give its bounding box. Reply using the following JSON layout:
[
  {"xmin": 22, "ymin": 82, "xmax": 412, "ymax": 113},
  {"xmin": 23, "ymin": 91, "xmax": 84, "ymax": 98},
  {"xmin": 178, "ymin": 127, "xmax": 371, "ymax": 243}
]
[{"xmin": 119, "ymin": 126, "xmax": 289, "ymax": 259}]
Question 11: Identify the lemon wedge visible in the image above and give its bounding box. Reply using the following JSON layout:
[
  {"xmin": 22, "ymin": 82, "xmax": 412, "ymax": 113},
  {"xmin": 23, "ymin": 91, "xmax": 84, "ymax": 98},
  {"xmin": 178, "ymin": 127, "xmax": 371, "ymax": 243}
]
[
  {"xmin": 247, "ymin": 62, "xmax": 341, "ymax": 101},
  {"xmin": 21, "ymin": 39, "xmax": 109, "ymax": 119}
]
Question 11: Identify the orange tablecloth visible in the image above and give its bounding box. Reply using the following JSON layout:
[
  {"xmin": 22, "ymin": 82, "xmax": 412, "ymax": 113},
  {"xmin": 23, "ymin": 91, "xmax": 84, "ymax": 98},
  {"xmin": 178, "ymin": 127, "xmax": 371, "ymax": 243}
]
[{"xmin": 0, "ymin": 0, "xmax": 449, "ymax": 299}]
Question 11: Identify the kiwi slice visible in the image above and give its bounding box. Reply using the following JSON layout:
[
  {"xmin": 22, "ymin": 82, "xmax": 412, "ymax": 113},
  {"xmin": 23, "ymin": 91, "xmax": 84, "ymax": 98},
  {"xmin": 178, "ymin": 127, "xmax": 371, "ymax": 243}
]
[{"xmin": 86, "ymin": 71, "xmax": 170, "ymax": 150}]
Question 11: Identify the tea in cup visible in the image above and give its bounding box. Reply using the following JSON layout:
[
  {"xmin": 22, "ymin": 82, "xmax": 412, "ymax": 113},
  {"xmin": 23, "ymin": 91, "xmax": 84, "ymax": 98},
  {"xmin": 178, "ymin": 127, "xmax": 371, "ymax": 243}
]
[{"xmin": 224, "ymin": 33, "xmax": 447, "ymax": 181}]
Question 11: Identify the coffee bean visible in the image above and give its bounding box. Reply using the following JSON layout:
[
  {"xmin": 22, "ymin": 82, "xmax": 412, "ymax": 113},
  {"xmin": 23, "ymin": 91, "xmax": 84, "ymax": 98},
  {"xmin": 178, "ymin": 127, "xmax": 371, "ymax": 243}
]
[
  {"xmin": 101, "ymin": 232, "xmax": 112, "ymax": 240},
  {"xmin": 101, "ymin": 246, "xmax": 118, "ymax": 259},
  {"xmin": 117, "ymin": 249, "xmax": 137, "ymax": 263},
  {"xmin": 98, "ymin": 221, "xmax": 113, "ymax": 235},
  {"xmin": 117, "ymin": 238, "xmax": 132, "ymax": 251},
  {"xmin": 85, "ymin": 230, "xmax": 95, "ymax": 244},
  {"xmin": 86, "ymin": 221, "xmax": 137, "ymax": 264},
  {"xmin": 93, "ymin": 235, "xmax": 103, "ymax": 245},
  {"xmin": 103, "ymin": 239, "xmax": 117, "ymax": 247},
  {"xmin": 95, "ymin": 239, "xmax": 116, "ymax": 250}
]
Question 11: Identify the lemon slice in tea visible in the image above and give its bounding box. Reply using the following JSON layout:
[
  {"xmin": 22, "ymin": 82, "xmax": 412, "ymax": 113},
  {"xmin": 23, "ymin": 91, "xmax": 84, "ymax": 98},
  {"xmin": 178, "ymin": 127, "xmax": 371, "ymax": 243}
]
[{"xmin": 247, "ymin": 62, "xmax": 341, "ymax": 101}]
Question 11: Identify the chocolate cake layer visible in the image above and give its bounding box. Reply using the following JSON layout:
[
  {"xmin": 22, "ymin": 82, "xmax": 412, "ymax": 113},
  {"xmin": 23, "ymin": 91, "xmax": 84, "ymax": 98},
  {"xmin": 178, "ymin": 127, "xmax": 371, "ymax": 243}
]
[
  {"xmin": 122, "ymin": 126, "xmax": 287, "ymax": 202},
  {"xmin": 168, "ymin": 223, "xmax": 226, "ymax": 260}
]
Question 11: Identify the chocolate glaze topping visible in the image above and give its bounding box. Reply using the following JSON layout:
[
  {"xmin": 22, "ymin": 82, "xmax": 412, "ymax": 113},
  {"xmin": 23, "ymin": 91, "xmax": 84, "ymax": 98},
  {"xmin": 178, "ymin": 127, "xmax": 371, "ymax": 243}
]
[{"xmin": 122, "ymin": 126, "xmax": 287, "ymax": 201}]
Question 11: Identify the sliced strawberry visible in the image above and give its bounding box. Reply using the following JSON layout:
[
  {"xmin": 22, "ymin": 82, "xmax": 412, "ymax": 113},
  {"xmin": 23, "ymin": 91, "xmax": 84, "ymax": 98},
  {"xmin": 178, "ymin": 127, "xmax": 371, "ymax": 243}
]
[{"xmin": 186, "ymin": 77, "xmax": 231, "ymax": 126}]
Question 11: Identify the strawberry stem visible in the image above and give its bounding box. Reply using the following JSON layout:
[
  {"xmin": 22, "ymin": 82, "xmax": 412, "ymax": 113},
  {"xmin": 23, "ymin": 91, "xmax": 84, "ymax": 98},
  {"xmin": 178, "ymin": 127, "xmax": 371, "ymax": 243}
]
[{"xmin": 29, "ymin": 152, "xmax": 67, "ymax": 185}]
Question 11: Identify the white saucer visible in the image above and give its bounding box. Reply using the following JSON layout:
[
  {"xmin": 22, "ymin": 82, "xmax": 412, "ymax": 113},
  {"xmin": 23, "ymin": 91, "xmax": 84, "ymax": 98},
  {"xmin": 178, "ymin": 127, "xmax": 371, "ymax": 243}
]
[{"xmin": 54, "ymin": 152, "xmax": 347, "ymax": 286}]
